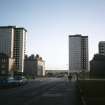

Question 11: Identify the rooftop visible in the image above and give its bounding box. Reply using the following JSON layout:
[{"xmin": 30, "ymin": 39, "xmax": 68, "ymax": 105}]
[
  {"xmin": 99, "ymin": 41, "xmax": 105, "ymax": 44},
  {"xmin": 0, "ymin": 26, "xmax": 27, "ymax": 32},
  {"xmin": 69, "ymin": 34, "xmax": 88, "ymax": 38}
]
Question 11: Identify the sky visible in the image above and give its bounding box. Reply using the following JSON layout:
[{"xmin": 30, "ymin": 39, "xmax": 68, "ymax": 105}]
[{"xmin": 0, "ymin": 0, "xmax": 105, "ymax": 70}]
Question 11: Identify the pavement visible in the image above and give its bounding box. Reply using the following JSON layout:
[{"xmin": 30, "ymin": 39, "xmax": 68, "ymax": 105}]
[
  {"xmin": 78, "ymin": 79, "xmax": 105, "ymax": 105},
  {"xmin": 0, "ymin": 77, "xmax": 82, "ymax": 105}
]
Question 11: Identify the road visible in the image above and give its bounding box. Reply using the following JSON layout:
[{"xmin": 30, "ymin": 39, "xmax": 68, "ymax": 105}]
[{"xmin": 0, "ymin": 78, "xmax": 82, "ymax": 105}]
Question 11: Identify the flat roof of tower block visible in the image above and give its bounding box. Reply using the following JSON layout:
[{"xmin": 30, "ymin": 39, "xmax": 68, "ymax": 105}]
[
  {"xmin": 69, "ymin": 34, "xmax": 88, "ymax": 38},
  {"xmin": 15, "ymin": 27, "xmax": 27, "ymax": 32},
  {"xmin": 0, "ymin": 26, "xmax": 27, "ymax": 32},
  {"xmin": 0, "ymin": 26, "xmax": 16, "ymax": 28},
  {"xmin": 99, "ymin": 41, "xmax": 105, "ymax": 43}
]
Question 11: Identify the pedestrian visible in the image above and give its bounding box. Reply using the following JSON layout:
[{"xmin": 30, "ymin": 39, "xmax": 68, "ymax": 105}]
[{"xmin": 68, "ymin": 75, "xmax": 72, "ymax": 80}]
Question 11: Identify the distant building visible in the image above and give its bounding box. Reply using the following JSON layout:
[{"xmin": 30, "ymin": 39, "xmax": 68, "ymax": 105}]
[
  {"xmin": 24, "ymin": 54, "xmax": 45, "ymax": 78},
  {"xmin": 24, "ymin": 55, "xmax": 37, "ymax": 78},
  {"xmin": 0, "ymin": 26, "xmax": 27, "ymax": 73},
  {"xmin": 90, "ymin": 54, "xmax": 105, "ymax": 78},
  {"xmin": 69, "ymin": 34, "xmax": 88, "ymax": 73},
  {"xmin": 35, "ymin": 54, "xmax": 45, "ymax": 77},
  {"xmin": 0, "ymin": 53, "xmax": 15, "ymax": 79},
  {"xmin": 99, "ymin": 41, "xmax": 105, "ymax": 56},
  {"xmin": 45, "ymin": 70, "xmax": 68, "ymax": 77}
]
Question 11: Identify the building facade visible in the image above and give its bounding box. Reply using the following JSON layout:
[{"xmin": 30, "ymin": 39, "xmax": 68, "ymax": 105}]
[
  {"xmin": 90, "ymin": 54, "xmax": 105, "ymax": 78},
  {"xmin": 24, "ymin": 54, "xmax": 45, "ymax": 78},
  {"xmin": 13, "ymin": 28, "xmax": 27, "ymax": 72},
  {"xmin": 35, "ymin": 54, "xmax": 45, "ymax": 76},
  {"xmin": 0, "ymin": 53, "xmax": 15, "ymax": 79},
  {"xmin": 24, "ymin": 55, "xmax": 37, "ymax": 78},
  {"xmin": 69, "ymin": 34, "xmax": 88, "ymax": 73},
  {"xmin": 0, "ymin": 26, "xmax": 14, "ymax": 58},
  {"xmin": 99, "ymin": 41, "xmax": 105, "ymax": 56},
  {"xmin": 0, "ymin": 26, "xmax": 27, "ymax": 73}
]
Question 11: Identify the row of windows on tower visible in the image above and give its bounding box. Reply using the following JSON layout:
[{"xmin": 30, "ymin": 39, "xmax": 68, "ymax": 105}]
[{"xmin": 0, "ymin": 59, "xmax": 8, "ymax": 63}]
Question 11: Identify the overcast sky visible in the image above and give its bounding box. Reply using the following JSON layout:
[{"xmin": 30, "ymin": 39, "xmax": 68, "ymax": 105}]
[{"xmin": 0, "ymin": 0, "xmax": 105, "ymax": 70}]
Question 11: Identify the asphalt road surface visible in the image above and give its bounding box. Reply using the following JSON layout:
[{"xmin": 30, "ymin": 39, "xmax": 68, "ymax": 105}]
[{"xmin": 0, "ymin": 78, "xmax": 82, "ymax": 105}]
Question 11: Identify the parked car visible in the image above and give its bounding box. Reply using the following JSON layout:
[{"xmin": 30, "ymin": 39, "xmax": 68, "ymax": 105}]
[
  {"xmin": 0, "ymin": 77, "xmax": 15, "ymax": 87},
  {"xmin": 0, "ymin": 76, "xmax": 28, "ymax": 87},
  {"xmin": 14, "ymin": 76, "xmax": 28, "ymax": 86}
]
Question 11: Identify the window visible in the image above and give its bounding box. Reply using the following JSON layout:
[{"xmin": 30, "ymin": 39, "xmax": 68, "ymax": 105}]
[{"xmin": 1, "ymin": 65, "xmax": 5, "ymax": 68}]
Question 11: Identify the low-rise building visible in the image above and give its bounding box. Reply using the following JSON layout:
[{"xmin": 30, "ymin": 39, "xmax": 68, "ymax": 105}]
[
  {"xmin": 45, "ymin": 70, "xmax": 68, "ymax": 77},
  {"xmin": 24, "ymin": 54, "xmax": 45, "ymax": 78},
  {"xmin": 90, "ymin": 54, "xmax": 105, "ymax": 78}
]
